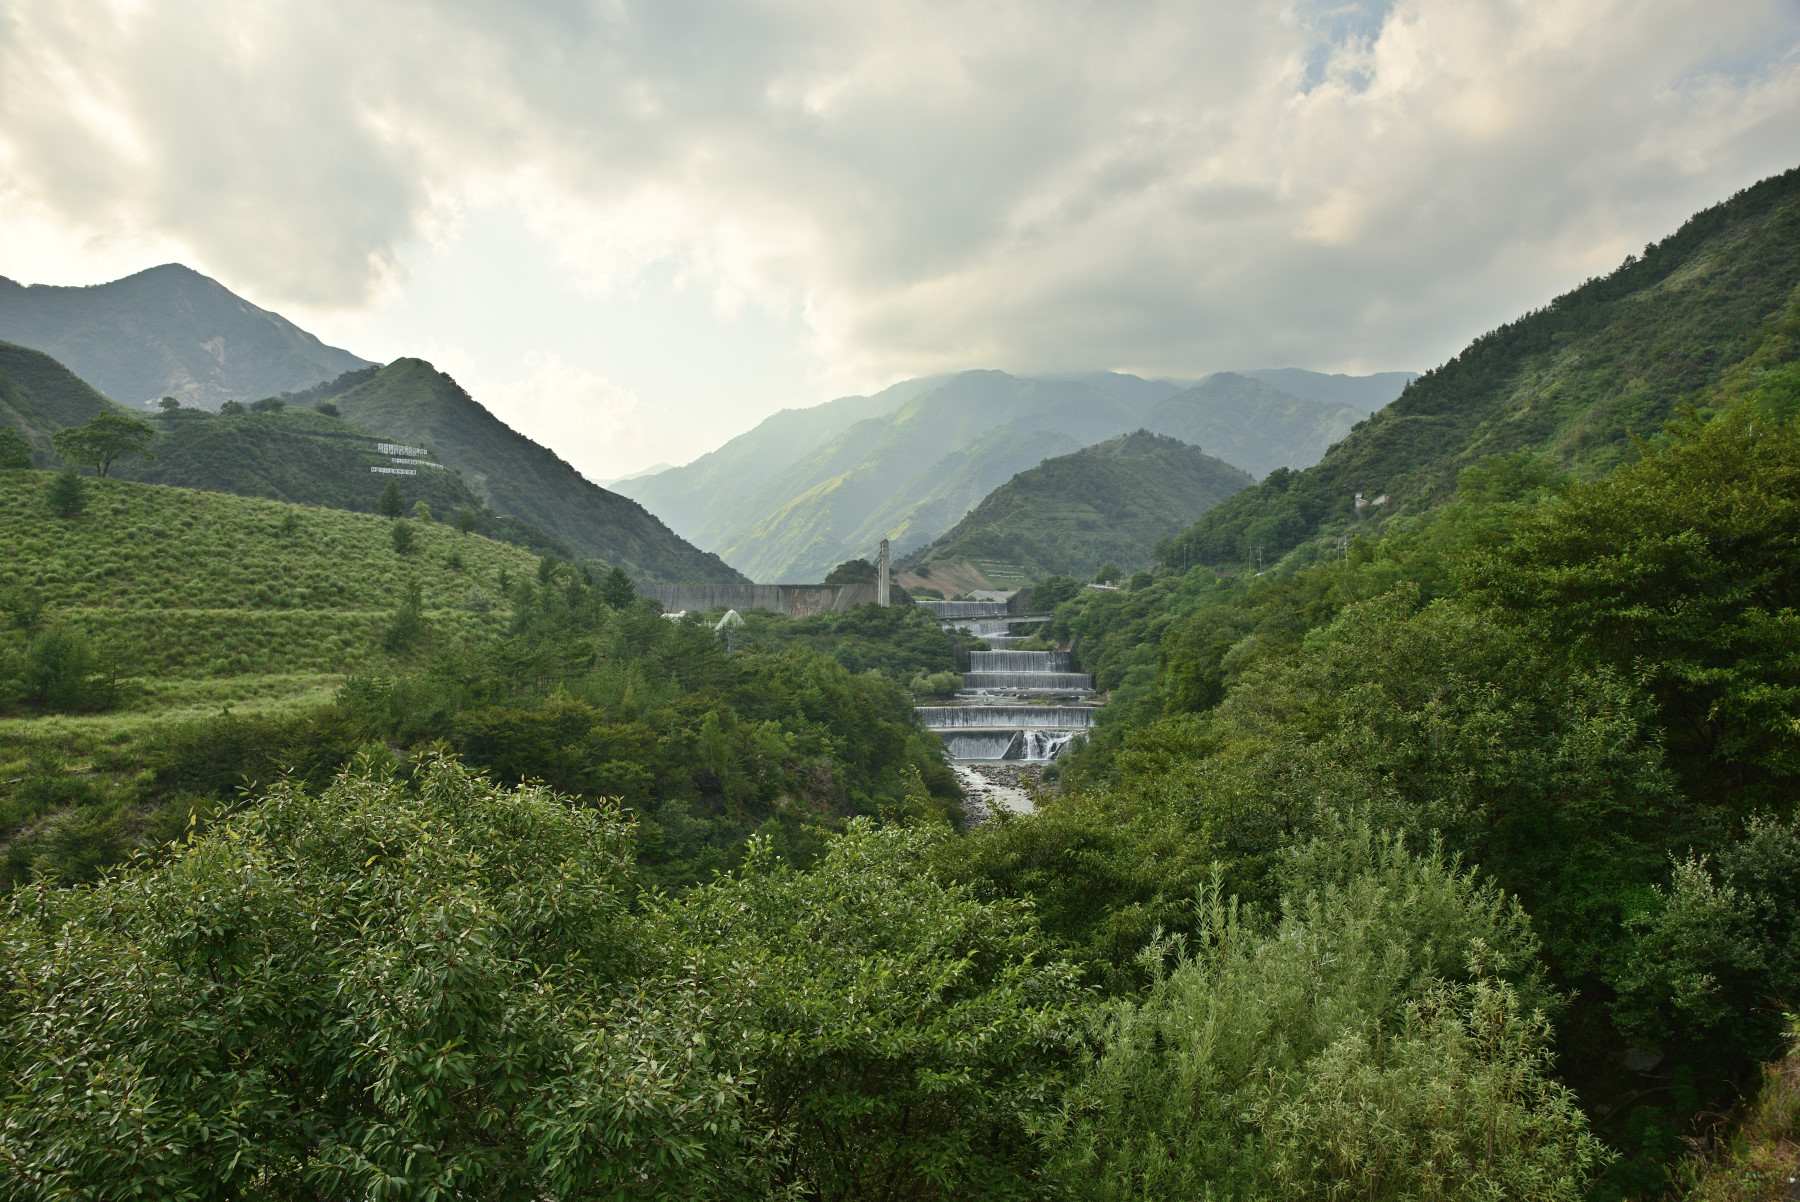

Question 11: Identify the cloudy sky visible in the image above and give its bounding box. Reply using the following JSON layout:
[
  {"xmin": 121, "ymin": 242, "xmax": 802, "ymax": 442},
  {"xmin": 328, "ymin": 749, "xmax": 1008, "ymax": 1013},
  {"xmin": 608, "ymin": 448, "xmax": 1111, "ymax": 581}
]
[{"xmin": 2, "ymin": 0, "xmax": 1798, "ymax": 480}]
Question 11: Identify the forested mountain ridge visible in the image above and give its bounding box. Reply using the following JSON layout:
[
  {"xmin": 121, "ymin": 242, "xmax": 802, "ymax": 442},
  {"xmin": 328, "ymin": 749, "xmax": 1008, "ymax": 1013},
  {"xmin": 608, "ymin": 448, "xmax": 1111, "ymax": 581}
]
[
  {"xmin": 625, "ymin": 368, "xmax": 1411, "ymax": 583},
  {"xmin": 312, "ymin": 358, "xmax": 747, "ymax": 583},
  {"xmin": 0, "ymin": 264, "xmax": 373, "ymax": 410},
  {"xmin": 1168, "ymin": 164, "xmax": 1800, "ymax": 570},
  {"xmin": 0, "ymin": 340, "xmax": 127, "ymax": 461},
  {"xmin": 901, "ymin": 431, "xmax": 1254, "ymax": 582}
]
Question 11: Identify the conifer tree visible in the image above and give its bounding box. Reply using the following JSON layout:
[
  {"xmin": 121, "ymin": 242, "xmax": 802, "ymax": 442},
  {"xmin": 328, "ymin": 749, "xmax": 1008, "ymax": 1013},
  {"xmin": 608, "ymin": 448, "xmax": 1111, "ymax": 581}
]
[{"xmin": 378, "ymin": 480, "xmax": 405, "ymax": 518}]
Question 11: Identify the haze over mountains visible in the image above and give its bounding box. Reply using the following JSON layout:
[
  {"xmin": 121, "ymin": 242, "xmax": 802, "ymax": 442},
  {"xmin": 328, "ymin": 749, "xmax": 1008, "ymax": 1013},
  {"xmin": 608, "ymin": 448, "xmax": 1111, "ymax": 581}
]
[
  {"xmin": 619, "ymin": 367, "xmax": 1412, "ymax": 582},
  {"xmin": 0, "ymin": 264, "xmax": 374, "ymax": 410}
]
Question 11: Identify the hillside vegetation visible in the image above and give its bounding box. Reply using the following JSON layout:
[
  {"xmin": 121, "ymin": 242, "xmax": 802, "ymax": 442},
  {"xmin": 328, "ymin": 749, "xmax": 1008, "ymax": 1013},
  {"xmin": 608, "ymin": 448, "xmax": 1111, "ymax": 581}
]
[
  {"xmin": 0, "ymin": 263, "xmax": 372, "ymax": 410},
  {"xmin": 903, "ymin": 431, "xmax": 1253, "ymax": 582},
  {"xmin": 0, "ymin": 340, "xmax": 128, "ymax": 462},
  {"xmin": 627, "ymin": 368, "xmax": 1407, "ymax": 583},
  {"xmin": 1168, "ymin": 164, "xmax": 1800, "ymax": 571},
  {"xmin": 310, "ymin": 358, "xmax": 746, "ymax": 583}
]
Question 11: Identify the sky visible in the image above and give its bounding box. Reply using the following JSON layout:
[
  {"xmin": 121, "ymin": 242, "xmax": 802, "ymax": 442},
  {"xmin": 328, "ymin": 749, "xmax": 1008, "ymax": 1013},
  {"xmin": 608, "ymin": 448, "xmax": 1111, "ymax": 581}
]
[{"xmin": 1, "ymin": 0, "xmax": 1798, "ymax": 482}]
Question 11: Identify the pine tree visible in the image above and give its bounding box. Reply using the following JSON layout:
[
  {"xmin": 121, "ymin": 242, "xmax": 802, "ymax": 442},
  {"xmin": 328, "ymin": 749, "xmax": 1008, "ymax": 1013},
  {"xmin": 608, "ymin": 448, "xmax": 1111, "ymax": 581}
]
[
  {"xmin": 378, "ymin": 480, "xmax": 405, "ymax": 518},
  {"xmin": 601, "ymin": 565, "xmax": 635, "ymax": 609},
  {"xmin": 45, "ymin": 469, "xmax": 86, "ymax": 518}
]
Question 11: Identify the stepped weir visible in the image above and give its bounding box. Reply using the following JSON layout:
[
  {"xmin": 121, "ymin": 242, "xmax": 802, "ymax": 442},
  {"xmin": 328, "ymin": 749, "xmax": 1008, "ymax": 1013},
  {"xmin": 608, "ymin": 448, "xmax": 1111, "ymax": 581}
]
[{"xmin": 915, "ymin": 603, "xmax": 1099, "ymax": 764}]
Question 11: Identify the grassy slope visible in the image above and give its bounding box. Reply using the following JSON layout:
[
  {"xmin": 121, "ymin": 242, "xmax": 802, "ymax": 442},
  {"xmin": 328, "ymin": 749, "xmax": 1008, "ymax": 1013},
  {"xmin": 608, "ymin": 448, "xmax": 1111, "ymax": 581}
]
[
  {"xmin": 332, "ymin": 359, "xmax": 745, "ymax": 584},
  {"xmin": 1170, "ymin": 164, "xmax": 1800, "ymax": 569},
  {"xmin": 1141, "ymin": 372, "xmax": 1363, "ymax": 478},
  {"xmin": 906, "ymin": 432, "xmax": 1255, "ymax": 580},
  {"xmin": 0, "ymin": 264, "xmax": 372, "ymax": 410},
  {"xmin": 0, "ymin": 472, "xmax": 541, "ymax": 770}
]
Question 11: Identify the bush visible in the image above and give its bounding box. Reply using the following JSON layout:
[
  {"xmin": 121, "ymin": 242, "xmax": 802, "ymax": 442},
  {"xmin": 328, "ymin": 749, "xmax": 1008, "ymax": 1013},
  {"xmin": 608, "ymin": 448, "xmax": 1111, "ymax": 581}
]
[
  {"xmin": 314, "ymin": 401, "xmax": 340, "ymax": 417},
  {"xmin": 909, "ymin": 669, "xmax": 961, "ymax": 697},
  {"xmin": 44, "ymin": 469, "xmax": 85, "ymax": 518}
]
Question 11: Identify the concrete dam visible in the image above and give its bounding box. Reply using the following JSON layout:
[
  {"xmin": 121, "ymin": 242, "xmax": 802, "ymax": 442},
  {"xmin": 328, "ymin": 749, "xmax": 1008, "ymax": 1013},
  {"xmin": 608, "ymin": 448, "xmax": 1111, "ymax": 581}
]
[{"xmin": 915, "ymin": 618, "xmax": 1099, "ymax": 764}]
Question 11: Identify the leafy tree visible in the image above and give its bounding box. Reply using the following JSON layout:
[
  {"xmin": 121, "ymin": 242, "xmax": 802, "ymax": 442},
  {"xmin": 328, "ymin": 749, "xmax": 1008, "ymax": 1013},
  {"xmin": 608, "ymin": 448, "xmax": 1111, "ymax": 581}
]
[
  {"xmin": 16, "ymin": 626, "xmax": 102, "ymax": 712},
  {"xmin": 390, "ymin": 521, "xmax": 416, "ymax": 554},
  {"xmin": 823, "ymin": 556, "xmax": 878, "ymax": 585},
  {"xmin": 600, "ymin": 564, "xmax": 635, "ymax": 609},
  {"xmin": 377, "ymin": 478, "xmax": 404, "ymax": 518},
  {"xmin": 453, "ymin": 506, "xmax": 480, "ymax": 534},
  {"xmin": 0, "ymin": 425, "xmax": 31, "ymax": 470},
  {"xmin": 1028, "ymin": 574, "xmax": 1082, "ymax": 609},
  {"xmin": 1094, "ymin": 561, "xmax": 1120, "ymax": 584},
  {"xmin": 0, "ymin": 759, "xmax": 772, "ymax": 1198},
  {"xmin": 314, "ymin": 400, "xmax": 340, "ymax": 417},
  {"xmin": 219, "ymin": 399, "xmax": 246, "ymax": 415},
  {"xmin": 157, "ymin": 396, "xmax": 180, "ymax": 413},
  {"xmin": 247, "ymin": 396, "xmax": 285, "ymax": 413},
  {"xmin": 50, "ymin": 411, "xmax": 155, "ymax": 477},
  {"xmin": 43, "ymin": 468, "xmax": 85, "ymax": 518},
  {"xmin": 412, "ymin": 500, "xmax": 433, "ymax": 522}
]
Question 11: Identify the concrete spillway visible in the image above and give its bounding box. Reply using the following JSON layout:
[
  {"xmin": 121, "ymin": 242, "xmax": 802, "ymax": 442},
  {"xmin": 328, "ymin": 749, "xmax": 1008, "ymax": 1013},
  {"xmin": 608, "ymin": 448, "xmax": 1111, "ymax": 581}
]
[
  {"xmin": 917, "ymin": 706, "xmax": 1096, "ymax": 730},
  {"xmin": 970, "ymin": 650, "xmax": 1073, "ymax": 672},
  {"xmin": 963, "ymin": 672, "xmax": 1096, "ymax": 692},
  {"xmin": 941, "ymin": 729, "xmax": 1081, "ymax": 762}
]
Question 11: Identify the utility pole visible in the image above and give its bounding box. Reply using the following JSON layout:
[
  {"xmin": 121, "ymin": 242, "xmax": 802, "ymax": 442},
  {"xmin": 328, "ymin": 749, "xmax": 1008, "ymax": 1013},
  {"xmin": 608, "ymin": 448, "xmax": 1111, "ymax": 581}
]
[
  {"xmin": 1254, "ymin": 544, "xmax": 1264, "ymax": 574},
  {"xmin": 877, "ymin": 538, "xmax": 891, "ymax": 606}
]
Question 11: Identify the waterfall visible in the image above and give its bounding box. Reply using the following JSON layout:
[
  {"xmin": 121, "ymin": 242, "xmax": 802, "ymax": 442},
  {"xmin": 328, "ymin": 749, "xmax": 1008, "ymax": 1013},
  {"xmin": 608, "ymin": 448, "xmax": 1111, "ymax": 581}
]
[
  {"xmin": 917, "ymin": 706, "xmax": 1096, "ymax": 729},
  {"xmin": 942, "ymin": 731, "xmax": 1022, "ymax": 760},
  {"xmin": 1019, "ymin": 730, "xmax": 1076, "ymax": 761},
  {"xmin": 969, "ymin": 650, "xmax": 1073, "ymax": 672},
  {"xmin": 963, "ymin": 672, "xmax": 1094, "ymax": 692}
]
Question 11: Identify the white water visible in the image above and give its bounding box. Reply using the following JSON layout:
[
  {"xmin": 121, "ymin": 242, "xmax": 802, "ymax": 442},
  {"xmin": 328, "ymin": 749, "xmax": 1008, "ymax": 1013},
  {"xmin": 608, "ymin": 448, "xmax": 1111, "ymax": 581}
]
[
  {"xmin": 963, "ymin": 671, "xmax": 1093, "ymax": 691},
  {"xmin": 917, "ymin": 706, "xmax": 1096, "ymax": 729},
  {"xmin": 970, "ymin": 650, "xmax": 1072, "ymax": 672}
]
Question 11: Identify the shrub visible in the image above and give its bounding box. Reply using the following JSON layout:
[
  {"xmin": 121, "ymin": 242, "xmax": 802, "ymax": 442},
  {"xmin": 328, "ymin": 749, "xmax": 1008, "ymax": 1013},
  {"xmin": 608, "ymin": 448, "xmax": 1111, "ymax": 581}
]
[
  {"xmin": 314, "ymin": 401, "xmax": 340, "ymax": 417},
  {"xmin": 909, "ymin": 669, "xmax": 961, "ymax": 698},
  {"xmin": 44, "ymin": 469, "xmax": 85, "ymax": 518}
]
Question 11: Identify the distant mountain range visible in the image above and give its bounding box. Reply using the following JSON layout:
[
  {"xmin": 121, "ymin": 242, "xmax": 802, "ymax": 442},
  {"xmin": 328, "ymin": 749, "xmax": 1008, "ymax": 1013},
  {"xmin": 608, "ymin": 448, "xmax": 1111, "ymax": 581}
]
[
  {"xmin": 0, "ymin": 264, "xmax": 373, "ymax": 410},
  {"xmin": 899, "ymin": 431, "xmax": 1254, "ymax": 590},
  {"xmin": 1167, "ymin": 163, "xmax": 1800, "ymax": 572},
  {"xmin": 620, "ymin": 367, "xmax": 1411, "ymax": 582}
]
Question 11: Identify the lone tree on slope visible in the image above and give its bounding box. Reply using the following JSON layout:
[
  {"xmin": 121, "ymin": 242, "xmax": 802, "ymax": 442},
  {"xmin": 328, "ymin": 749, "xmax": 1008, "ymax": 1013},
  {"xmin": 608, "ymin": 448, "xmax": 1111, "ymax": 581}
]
[
  {"xmin": 51, "ymin": 412, "xmax": 155, "ymax": 477},
  {"xmin": 378, "ymin": 480, "xmax": 406, "ymax": 518}
]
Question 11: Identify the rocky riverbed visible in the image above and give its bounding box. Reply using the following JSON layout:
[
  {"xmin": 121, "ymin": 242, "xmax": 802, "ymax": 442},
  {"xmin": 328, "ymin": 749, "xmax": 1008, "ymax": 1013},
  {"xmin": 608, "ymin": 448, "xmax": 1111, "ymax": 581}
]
[{"xmin": 954, "ymin": 762, "xmax": 1049, "ymax": 823}]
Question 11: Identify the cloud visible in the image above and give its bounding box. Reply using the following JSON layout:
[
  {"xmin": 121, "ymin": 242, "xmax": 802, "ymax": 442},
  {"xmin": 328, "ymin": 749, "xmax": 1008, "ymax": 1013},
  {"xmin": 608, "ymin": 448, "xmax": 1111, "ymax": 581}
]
[{"xmin": 2, "ymin": 0, "xmax": 1797, "ymax": 388}]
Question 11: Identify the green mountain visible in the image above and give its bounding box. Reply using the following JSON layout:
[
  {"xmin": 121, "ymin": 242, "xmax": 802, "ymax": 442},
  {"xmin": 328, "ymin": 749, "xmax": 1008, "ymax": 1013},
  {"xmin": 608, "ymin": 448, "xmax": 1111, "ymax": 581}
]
[
  {"xmin": 0, "ymin": 340, "xmax": 125, "ymax": 461},
  {"xmin": 1140, "ymin": 372, "xmax": 1364, "ymax": 478},
  {"xmin": 622, "ymin": 369, "xmax": 1410, "ymax": 584},
  {"xmin": 1241, "ymin": 368, "xmax": 1419, "ymax": 414},
  {"xmin": 902, "ymin": 431, "xmax": 1254, "ymax": 581},
  {"xmin": 1167, "ymin": 163, "xmax": 1800, "ymax": 571},
  {"xmin": 621, "ymin": 375, "xmax": 951, "ymax": 542},
  {"xmin": 0, "ymin": 264, "xmax": 373, "ymax": 410},
  {"xmin": 314, "ymin": 359, "xmax": 746, "ymax": 583}
]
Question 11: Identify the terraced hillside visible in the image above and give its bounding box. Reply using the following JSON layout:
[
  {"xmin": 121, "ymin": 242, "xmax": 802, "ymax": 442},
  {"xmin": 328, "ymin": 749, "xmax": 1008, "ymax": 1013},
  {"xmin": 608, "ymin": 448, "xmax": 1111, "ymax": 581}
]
[{"xmin": 0, "ymin": 473, "xmax": 540, "ymax": 758}]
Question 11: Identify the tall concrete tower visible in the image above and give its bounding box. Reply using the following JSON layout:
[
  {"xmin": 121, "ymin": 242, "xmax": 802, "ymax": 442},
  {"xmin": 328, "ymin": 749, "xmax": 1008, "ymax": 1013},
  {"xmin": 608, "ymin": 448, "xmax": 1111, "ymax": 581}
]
[{"xmin": 877, "ymin": 539, "xmax": 891, "ymax": 606}]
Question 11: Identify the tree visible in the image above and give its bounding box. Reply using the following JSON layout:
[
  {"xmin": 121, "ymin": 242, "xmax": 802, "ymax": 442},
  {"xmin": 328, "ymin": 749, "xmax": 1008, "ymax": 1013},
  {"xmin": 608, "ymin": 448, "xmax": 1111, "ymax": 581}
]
[
  {"xmin": 824, "ymin": 557, "xmax": 878, "ymax": 586},
  {"xmin": 412, "ymin": 500, "xmax": 433, "ymax": 522},
  {"xmin": 0, "ymin": 425, "xmax": 31, "ymax": 470},
  {"xmin": 601, "ymin": 565, "xmax": 635, "ymax": 609},
  {"xmin": 391, "ymin": 522, "xmax": 417, "ymax": 554},
  {"xmin": 219, "ymin": 399, "xmax": 246, "ymax": 415},
  {"xmin": 377, "ymin": 479, "xmax": 405, "ymax": 518},
  {"xmin": 248, "ymin": 396, "xmax": 285, "ymax": 414},
  {"xmin": 157, "ymin": 396, "xmax": 180, "ymax": 413},
  {"xmin": 1094, "ymin": 562, "xmax": 1121, "ymax": 585},
  {"xmin": 45, "ymin": 469, "xmax": 85, "ymax": 518},
  {"xmin": 315, "ymin": 401, "xmax": 340, "ymax": 417},
  {"xmin": 452, "ymin": 506, "xmax": 480, "ymax": 534},
  {"xmin": 50, "ymin": 411, "xmax": 155, "ymax": 477}
]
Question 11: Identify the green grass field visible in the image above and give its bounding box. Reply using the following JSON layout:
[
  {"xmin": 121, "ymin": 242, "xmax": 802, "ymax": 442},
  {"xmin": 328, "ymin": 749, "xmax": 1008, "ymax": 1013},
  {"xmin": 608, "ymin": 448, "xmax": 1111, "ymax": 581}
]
[{"xmin": 0, "ymin": 471, "xmax": 542, "ymax": 773}]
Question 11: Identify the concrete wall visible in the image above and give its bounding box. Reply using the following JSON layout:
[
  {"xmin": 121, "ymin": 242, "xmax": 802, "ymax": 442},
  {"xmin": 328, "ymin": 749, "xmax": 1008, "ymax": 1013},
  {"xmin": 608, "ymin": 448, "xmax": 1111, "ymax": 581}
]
[{"xmin": 636, "ymin": 582, "xmax": 881, "ymax": 617}]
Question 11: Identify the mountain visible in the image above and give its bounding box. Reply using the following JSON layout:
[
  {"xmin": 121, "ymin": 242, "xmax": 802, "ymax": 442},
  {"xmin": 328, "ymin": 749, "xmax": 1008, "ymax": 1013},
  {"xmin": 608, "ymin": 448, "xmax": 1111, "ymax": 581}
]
[
  {"xmin": 707, "ymin": 372, "xmax": 1146, "ymax": 581},
  {"xmin": 621, "ymin": 366, "xmax": 1412, "ymax": 583},
  {"xmin": 1241, "ymin": 368, "xmax": 1418, "ymax": 414},
  {"xmin": 0, "ymin": 340, "xmax": 125, "ymax": 461},
  {"xmin": 309, "ymin": 359, "xmax": 746, "ymax": 583},
  {"xmin": 900, "ymin": 431, "xmax": 1254, "ymax": 586},
  {"xmin": 619, "ymin": 375, "xmax": 951, "ymax": 542},
  {"xmin": 0, "ymin": 264, "xmax": 374, "ymax": 410},
  {"xmin": 1167, "ymin": 163, "xmax": 1800, "ymax": 572},
  {"xmin": 1140, "ymin": 372, "xmax": 1364, "ymax": 478}
]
